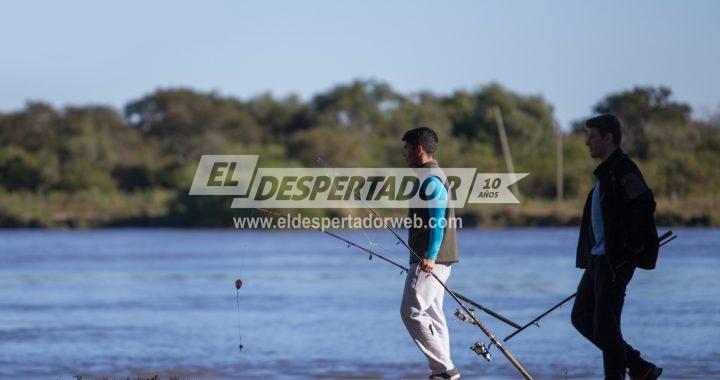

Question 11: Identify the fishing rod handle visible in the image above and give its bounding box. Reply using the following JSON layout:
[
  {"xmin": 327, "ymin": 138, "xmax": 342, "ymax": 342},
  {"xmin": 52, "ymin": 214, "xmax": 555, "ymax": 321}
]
[
  {"xmin": 497, "ymin": 344, "xmax": 533, "ymax": 380},
  {"xmin": 463, "ymin": 309, "xmax": 532, "ymax": 379},
  {"xmin": 659, "ymin": 235, "xmax": 676, "ymax": 247},
  {"xmin": 443, "ymin": 285, "xmax": 533, "ymax": 379},
  {"xmin": 658, "ymin": 230, "xmax": 672, "ymax": 241}
]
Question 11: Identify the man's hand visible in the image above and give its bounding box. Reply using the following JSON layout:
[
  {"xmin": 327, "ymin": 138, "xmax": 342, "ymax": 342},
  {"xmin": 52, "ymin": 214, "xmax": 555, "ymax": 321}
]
[{"xmin": 420, "ymin": 258, "xmax": 435, "ymax": 272}]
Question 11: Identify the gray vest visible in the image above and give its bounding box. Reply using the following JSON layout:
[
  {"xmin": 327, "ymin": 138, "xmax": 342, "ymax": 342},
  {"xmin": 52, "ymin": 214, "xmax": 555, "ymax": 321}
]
[{"xmin": 407, "ymin": 160, "xmax": 459, "ymax": 265}]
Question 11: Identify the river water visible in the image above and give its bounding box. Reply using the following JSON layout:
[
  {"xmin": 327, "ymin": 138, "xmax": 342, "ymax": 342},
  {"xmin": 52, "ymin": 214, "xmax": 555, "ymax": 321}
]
[{"xmin": 1, "ymin": 228, "xmax": 718, "ymax": 379}]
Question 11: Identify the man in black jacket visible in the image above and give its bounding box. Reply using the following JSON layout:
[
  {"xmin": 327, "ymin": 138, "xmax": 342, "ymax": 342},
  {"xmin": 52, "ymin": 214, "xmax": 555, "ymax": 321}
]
[{"xmin": 571, "ymin": 114, "xmax": 662, "ymax": 380}]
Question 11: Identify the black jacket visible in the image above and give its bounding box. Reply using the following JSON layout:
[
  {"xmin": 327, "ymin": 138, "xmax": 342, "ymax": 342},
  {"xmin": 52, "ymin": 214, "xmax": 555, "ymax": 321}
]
[{"xmin": 576, "ymin": 148, "xmax": 659, "ymax": 270}]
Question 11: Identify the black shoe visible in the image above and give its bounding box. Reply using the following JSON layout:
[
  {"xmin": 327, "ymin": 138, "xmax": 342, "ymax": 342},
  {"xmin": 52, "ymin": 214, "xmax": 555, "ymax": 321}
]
[
  {"xmin": 428, "ymin": 368, "xmax": 461, "ymax": 380},
  {"xmin": 630, "ymin": 365, "xmax": 663, "ymax": 380}
]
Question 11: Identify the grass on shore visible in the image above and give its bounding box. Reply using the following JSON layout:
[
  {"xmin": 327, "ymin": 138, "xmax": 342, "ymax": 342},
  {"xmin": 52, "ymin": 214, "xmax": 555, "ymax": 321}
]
[
  {"xmin": 0, "ymin": 190, "xmax": 716, "ymax": 228},
  {"xmin": 0, "ymin": 190, "xmax": 174, "ymax": 228}
]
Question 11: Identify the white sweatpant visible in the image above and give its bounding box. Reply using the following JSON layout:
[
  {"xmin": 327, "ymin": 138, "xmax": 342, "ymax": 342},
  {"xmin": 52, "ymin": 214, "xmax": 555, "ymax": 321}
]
[{"xmin": 400, "ymin": 263, "xmax": 454, "ymax": 372}]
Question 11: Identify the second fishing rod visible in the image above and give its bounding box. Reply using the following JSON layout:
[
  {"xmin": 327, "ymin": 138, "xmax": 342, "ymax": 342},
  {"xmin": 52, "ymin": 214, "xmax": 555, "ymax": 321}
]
[
  {"xmin": 255, "ymin": 207, "xmax": 533, "ymax": 379},
  {"xmin": 502, "ymin": 230, "xmax": 677, "ymax": 343}
]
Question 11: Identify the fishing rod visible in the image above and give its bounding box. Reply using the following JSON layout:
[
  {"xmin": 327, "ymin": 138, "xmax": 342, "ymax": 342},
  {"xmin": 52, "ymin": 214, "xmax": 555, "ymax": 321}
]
[
  {"xmin": 256, "ymin": 208, "xmax": 408, "ymax": 271},
  {"xmin": 360, "ymin": 205, "xmax": 522, "ymax": 328},
  {"xmin": 350, "ymin": 200, "xmax": 533, "ymax": 373},
  {"xmin": 503, "ymin": 230, "xmax": 677, "ymax": 343},
  {"xmin": 255, "ymin": 207, "xmax": 533, "ymax": 379},
  {"xmin": 313, "ymin": 157, "xmax": 522, "ymax": 330}
]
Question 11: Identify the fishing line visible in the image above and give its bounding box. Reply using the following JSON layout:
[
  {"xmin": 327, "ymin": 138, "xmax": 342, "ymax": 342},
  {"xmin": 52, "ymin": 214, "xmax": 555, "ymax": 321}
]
[
  {"xmin": 316, "ymin": 157, "xmax": 383, "ymax": 252},
  {"xmin": 235, "ymin": 243, "xmax": 247, "ymax": 352},
  {"xmin": 317, "ymin": 156, "xmax": 410, "ymax": 269},
  {"xmin": 236, "ymin": 278, "xmax": 244, "ymax": 352}
]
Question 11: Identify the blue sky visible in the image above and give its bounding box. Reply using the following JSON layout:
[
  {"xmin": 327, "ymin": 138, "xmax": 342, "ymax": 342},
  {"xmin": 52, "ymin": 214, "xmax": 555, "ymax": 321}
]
[{"xmin": 1, "ymin": 0, "xmax": 718, "ymax": 127}]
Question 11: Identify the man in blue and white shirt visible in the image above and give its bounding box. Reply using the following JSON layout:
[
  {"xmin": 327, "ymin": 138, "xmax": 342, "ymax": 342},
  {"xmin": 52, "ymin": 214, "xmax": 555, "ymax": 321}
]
[{"xmin": 400, "ymin": 127, "xmax": 460, "ymax": 380}]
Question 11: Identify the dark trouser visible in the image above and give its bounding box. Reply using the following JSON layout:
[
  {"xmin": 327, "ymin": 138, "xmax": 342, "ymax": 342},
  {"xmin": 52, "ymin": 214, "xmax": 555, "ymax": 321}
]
[{"xmin": 571, "ymin": 255, "xmax": 651, "ymax": 379}]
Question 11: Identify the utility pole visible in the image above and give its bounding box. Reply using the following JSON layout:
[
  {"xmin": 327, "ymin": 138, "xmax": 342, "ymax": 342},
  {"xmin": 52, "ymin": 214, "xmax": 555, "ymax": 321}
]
[
  {"xmin": 556, "ymin": 124, "xmax": 564, "ymax": 202},
  {"xmin": 493, "ymin": 106, "xmax": 520, "ymax": 199}
]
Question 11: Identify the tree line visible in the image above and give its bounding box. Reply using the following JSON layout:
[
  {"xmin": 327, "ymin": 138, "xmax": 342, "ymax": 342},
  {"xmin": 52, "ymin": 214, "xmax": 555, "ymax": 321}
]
[{"xmin": 1, "ymin": 80, "xmax": 718, "ymax": 227}]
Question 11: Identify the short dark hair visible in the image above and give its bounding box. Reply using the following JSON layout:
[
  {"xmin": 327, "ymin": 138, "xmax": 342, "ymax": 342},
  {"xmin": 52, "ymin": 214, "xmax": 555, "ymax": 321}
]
[
  {"xmin": 402, "ymin": 127, "xmax": 439, "ymax": 154},
  {"xmin": 585, "ymin": 114, "xmax": 622, "ymax": 146}
]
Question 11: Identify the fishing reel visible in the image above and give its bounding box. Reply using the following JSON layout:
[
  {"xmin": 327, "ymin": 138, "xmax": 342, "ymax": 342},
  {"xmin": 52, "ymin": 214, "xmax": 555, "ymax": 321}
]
[
  {"xmin": 470, "ymin": 341, "xmax": 492, "ymax": 362},
  {"xmin": 454, "ymin": 308, "xmax": 478, "ymax": 326}
]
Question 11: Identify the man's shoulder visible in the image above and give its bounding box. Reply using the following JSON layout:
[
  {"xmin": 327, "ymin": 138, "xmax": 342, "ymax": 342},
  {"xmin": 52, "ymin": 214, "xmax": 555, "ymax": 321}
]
[
  {"xmin": 613, "ymin": 152, "xmax": 651, "ymax": 200},
  {"xmin": 613, "ymin": 151, "xmax": 643, "ymax": 177}
]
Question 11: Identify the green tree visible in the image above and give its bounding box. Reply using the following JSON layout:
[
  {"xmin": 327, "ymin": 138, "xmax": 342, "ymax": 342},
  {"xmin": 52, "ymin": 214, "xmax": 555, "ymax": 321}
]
[
  {"xmin": 125, "ymin": 89, "xmax": 263, "ymax": 159},
  {"xmin": 313, "ymin": 79, "xmax": 403, "ymax": 131},
  {"xmin": 0, "ymin": 102, "xmax": 59, "ymax": 152},
  {"xmin": 0, "ymin": 146, "xmax": 48, "ymax": 191},
  {"xmin": 591, "ymin": 86, "xmax": 691, "ymax": 159}
]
